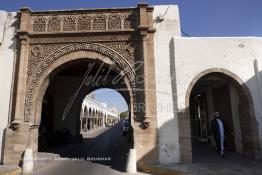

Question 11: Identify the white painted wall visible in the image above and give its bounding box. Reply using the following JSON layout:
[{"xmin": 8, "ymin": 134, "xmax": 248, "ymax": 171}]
[
  {"xmin": 172, "ymin": 37, "xmax": 262, "ymax": 157},
  {"xmin": 153, "ymin": 5, "xmax": 262, "ymax": 162},
  {"xmin": 153, "ymin": 5, "xmax": 182, "ymax": 163},
  {"xmin": 229, "ymin": 84, "xmax": 243, "ymax": 154},
  {"xmin": 82, "ymin": 97, "xmax": 119, "ymax": 119},
  {"xmin": 0, "ymin": 11, "xmax": 16, "ymax": 163}
]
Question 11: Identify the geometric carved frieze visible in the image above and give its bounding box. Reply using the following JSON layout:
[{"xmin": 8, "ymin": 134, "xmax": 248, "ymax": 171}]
[{"xmin": 32, "ymin": 12, "xmax": 138, "ymax": 33}]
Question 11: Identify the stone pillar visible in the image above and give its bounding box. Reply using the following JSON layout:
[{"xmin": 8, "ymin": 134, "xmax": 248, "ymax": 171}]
[
  {"xmin": 95, "ymin": 118, "xmax": 98, "ymax": 128},
  {"xmin": 13, "ymin": 8, "xmax": 31, "ymax": 123},
  {"xmin": 3, "ymin": 8, "xmax": 32, "ymax": 165},
  {"xmin": 134, "ymin": 4, "xmax": 158, "ymax": 168},
  {"xmin": 99, "ymin": 118, "xmax": 100, "ymax": 127},
  {"xmin": 139, "ymin": 4, "xmax": 156, "ymax": 127},
  {"xmin": 86, "ymin": 118, "xmax": 90, "ymax": 131},
  {"xmin": 93, "ymin": 118, "xmax": 95, "ymax": 128},
  {"xmin": 3, "ymin": 123, "xmax": 30, "ymax": 165},
  {"xmin": 29, "ymin": 125, "xmax": 39, "ymax": 154},
  {"xmin": 97, "ymin": 118, "xmax": 99, "ymax": 128},
  {"xmin": 98, "ymin": 119, "xmax": 100, "ymax": 127}
]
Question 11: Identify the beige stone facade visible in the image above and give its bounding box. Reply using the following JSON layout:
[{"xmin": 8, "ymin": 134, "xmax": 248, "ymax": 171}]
[{"xmin": 2, "ymin": 4, "xmax": 158, "ymax": 168}]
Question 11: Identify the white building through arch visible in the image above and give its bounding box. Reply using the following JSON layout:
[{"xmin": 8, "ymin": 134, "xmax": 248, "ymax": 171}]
[{"xmin": 80, "ymin": 94, "xmax": 120, "ymax": 133}]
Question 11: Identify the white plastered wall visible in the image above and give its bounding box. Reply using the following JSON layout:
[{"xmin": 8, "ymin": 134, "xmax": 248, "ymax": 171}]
[
  {"xmin": 0, "ymin": 11, "xmax": 16, "ymax": 163},
  {"xmin": 153, "ymin": 5, "xmax": 182, "ymax": 163}
]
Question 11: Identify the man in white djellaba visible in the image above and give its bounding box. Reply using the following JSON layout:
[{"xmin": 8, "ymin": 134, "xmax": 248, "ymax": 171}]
[{"xmin": 211, "ymin": 112, "xmax": 226, "ymax": 157}]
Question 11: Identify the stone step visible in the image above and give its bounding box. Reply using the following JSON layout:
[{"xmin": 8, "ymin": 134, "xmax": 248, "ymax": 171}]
[
  {"xmin": 0, "ymin": 165, "xmax": 21, "ymax": 175},
  {"xmin": 34, "ymin": 152, "xmax": 60, "ymax": 171}
]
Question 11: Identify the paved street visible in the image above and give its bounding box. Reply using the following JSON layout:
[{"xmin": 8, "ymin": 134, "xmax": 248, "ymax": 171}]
[
  {"xmin": 160, "ymin": 143, "xmax": 262, "ymax": 175},
  {"xmin": 31, "ymin": 123, "xmax": 147, "ymax": 175},
  {"xmin": 25, "ymin": 122, "xmax": 262, "ymax": 175}
]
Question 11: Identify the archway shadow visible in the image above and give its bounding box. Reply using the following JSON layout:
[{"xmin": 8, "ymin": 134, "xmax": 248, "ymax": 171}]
[{"xmin": 40, "ymin": 122, "xmax": 132, "ymax": 172}]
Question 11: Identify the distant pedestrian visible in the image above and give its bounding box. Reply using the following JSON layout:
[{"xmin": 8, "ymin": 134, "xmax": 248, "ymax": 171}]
[{"xmin": 211, "ymin": 112, "xmax": 225, "ymax": 157}]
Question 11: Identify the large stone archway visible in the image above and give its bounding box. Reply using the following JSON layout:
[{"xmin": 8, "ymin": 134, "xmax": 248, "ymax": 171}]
[
  {"xmin": 180, "ymin": 68, "xmax": 260, "ymax": 162},
  {"xmin": 29, "ymin": 45, "xmax": 134, "ymax": 125},
  {"xmin": 36, "ymin": 56, "xmax": 133, "ymax": 150},
  {"xmin": 3, "ymin": 4, "xmax": 158, "ymax": 167}
]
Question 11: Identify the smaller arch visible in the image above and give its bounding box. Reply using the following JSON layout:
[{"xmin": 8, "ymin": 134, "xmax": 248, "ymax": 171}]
[
  {"xmin": 185, "ymin": 68, "xmax": 254, "ymax": 108},
  {"xmin": 183, "ymin": 68, "xmax": 260, "ymax": 161}
]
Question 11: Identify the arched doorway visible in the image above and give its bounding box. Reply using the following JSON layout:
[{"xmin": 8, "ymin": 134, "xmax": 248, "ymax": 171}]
[
  {"xmin": 37, "ymin": 57, "xmax": 132, "ymax": 171},
  {"xmin": 186, "ymin": 69, "xmax": 259, "ymax": 161},
  {"xmin": 26, "ymin": 44, "xmax": 135, "ymax": 153}
]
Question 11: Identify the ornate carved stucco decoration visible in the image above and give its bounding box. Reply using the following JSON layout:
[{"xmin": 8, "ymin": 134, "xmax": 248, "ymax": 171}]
[
  {"xmin": 63, "ymin": 16, "xmax": 77, "ymax": 31},
  {"xmin": 47, "ymin": 16, "xmax": 61, "ymax": 32},
  {"xmin": 102, "ymin": 42, "xmax": 136, "ymax": 65},
  {"xmin": 28, "ymin": 45, "xmax": 44, "ymax": 77},
  {"xmin": 92, "ymin": 14, "xmax": 107, "ymax": 30},
  {"xmin": 32, "ymin": 17, "xmax": 47, "ymax": 32},
  {"xmin": 25, "ymin": 43, "xmax": 136, "ymax": 122},
  {"xmin": 108, "ymin": 14, "xmax": 122, "ymax": 30},
  {"xmin": 28, "ymin": 39, "xmax": 137, "ymax": 67},
  {"xmin": 31, "ymin": 12, "xmax": 138, "ymax": 33},
  {"xmin": 30, "ymin": 44, "xmax": 43, "ymax": 58},
  {"xmin": 123, "ymin": 12, "xmax": 137, "ymax": 29},
  {"xmin": 77, "ymin": 16, "xmax": 92, "ymax": 31}
]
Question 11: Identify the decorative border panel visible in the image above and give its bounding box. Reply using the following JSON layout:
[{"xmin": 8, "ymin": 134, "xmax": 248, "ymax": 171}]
[{"xmin": 31, "ymin": 12, "xmax": 138, "ymax": 33}]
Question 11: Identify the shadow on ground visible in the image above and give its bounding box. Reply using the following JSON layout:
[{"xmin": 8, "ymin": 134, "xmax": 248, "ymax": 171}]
[{"xmin": 39, "ymin": 123, "xmax": 132, "ymax": 172}]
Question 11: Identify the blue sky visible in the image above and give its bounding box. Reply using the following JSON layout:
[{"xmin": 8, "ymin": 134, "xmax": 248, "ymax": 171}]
[
  {"xmin": 92, "ymin": 88, "xmax": 128, "ymax": 113},
  {"xmin": 1, "ymin": 0, "xmax": 262, "ymax": 36},
  {"xmin": 2, "ymin": 0, "xmax": 262, "ymax": 112}
]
